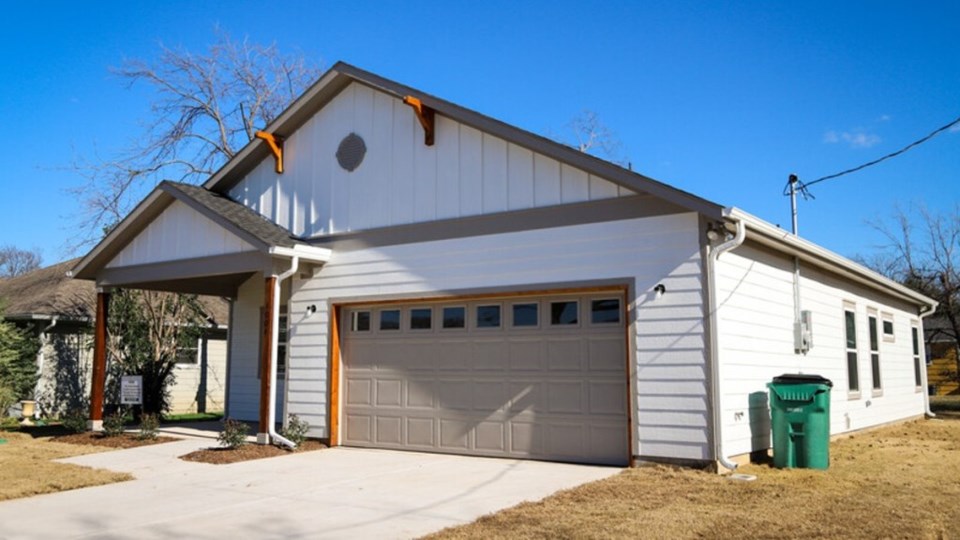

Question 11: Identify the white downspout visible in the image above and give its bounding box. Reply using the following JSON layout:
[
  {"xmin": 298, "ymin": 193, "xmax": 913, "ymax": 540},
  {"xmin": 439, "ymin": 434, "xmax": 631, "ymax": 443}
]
[
  {"xmin": 919, "ymin": 303, "xmax": 938, "ymax": 418},
  {"xmin": 707, "ymin": 217, "xmax": 746, "ymax": 472},
  {"xmin": 35, "ymin": 317, "xmax": 58, "ymax": 418},
  {"xmin": 268, "ymin": 257, "xmax": 299, "ymax": 448}
]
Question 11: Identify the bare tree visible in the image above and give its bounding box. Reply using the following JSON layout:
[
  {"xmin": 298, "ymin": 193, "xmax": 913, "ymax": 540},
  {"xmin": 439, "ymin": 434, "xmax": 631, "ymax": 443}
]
[
  {"xmin": 70, "ymin": 29, "xmax": 321, "ymax": 247},
  {"xmin": 564, "ymin": 109, "xmax": 626, "ymax": 166},
  {"xmin": 0, "ymin": 246, "xmax": 42, "ymax": 278},
  {"xmin": 865, "ymin": 204, "xmax": 960, "ymax": 379}
]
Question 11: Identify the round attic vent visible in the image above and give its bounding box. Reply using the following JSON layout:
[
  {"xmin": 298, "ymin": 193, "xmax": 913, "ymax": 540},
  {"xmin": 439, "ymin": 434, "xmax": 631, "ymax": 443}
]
[{"xmin": 336, "ymin": 133, "xmax": 366, "ymax": 172}]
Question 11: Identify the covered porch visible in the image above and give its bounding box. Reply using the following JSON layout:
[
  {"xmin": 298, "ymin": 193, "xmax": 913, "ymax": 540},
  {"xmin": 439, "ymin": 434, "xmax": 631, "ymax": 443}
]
[{"xmin": 70, "ymin": 181, "xmax": 329, "ymax": 444}]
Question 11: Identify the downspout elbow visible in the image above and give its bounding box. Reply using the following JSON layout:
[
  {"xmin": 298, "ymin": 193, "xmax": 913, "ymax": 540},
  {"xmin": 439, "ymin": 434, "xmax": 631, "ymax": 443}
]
[{"xmin": 708, "ymin": 217, "xmax": 746, "ymax": 472}]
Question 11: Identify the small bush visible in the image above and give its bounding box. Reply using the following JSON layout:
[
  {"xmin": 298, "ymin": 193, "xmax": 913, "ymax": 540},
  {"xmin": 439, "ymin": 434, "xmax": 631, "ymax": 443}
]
[
  {"xmin": 102, "ymin": 410, "xmax": 127, "ymax": 437},
  {"xmin": 61, "ymin": 408, "xmax": 89, "ymax": 433},
  {"xmin": 0, "ymin": 384, "xmax": 16, "ymax": 418},
  {"xmin": 281, "ymin": 414, "xmax": 310, "ymax": 448},
  {"xmin": 138, "ymin": 413, "xmax": 160, "ymax": 440},
  {"xmin": 218, "ymin": 418, "xmax": 249, "ymax": 448}
]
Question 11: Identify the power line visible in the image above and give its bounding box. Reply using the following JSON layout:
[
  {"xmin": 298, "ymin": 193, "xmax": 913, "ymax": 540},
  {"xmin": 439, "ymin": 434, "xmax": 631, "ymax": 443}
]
[{"xmin": 784, "ymin": 114, "xmax": 960, "ymax": 197}]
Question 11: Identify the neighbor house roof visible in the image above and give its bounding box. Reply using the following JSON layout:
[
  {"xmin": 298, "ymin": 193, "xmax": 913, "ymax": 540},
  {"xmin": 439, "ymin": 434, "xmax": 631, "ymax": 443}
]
[
  {"xmin": 201, "ymin": 61, "xmax": 726, "ymax": 219},
  {"xmin": 1, "ymin": 258, "xmax": 229, "ymax": 325}
]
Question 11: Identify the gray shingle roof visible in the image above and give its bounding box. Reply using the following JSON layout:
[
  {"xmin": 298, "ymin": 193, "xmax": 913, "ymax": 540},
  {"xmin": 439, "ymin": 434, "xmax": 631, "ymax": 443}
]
[{"xmin": 160, "ymin": 181, "xmax": 303, "ymax": 249}]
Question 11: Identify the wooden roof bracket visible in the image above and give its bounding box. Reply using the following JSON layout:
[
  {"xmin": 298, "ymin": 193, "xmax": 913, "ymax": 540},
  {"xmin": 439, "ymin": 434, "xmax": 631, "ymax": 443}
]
[
  {"xmin": 402, "ymin": 96, "xmax": 435, "ymax": 146},
  {"xmin": 255, "ymin": 131, "xmax": 285, "ymax": 173}
]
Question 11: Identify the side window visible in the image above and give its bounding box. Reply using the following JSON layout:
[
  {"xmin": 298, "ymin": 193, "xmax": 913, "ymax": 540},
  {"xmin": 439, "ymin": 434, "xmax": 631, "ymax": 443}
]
[
  {"xmin": 351, "ymin": 310, "xmax": 371, "ymax": 332},
  {"xmin": 868, "ymin": 311, "xmax": 881, "ymax": 393},
  {"xmin": 591, "ymin": 298, "xmax": 621, "ymax": 324},
  {"xmin": 176, "ymin": 338, "xmax": 200, "ymax": 365},
  {"xmin": 912, "ymin": 324, "xmax": 923, "ymax": 390},
  {"xmin": 512, "ymin": 302, "xmax": 539, "ymax": 327},
  {"xmin": 379, "ymin": 309, "xmax": 401, "ymax": 331},
  {"xmin": 442, "ymin": 306, "xmax": 466, "ymax": 329},
  {"xmin": 844, "ymin": 306, "xmax": 860, "ymax": 395},
  {"xmin": 550, "ymin": 300, "xmax": 578, "ymax": 325},
  {"xmin": 476, "ymin": 305, "xmax": 501, "ymax": 329},
  {"xmin": 278, "ymin": 314, "xmax": 288, "ymax": 373},
  {"xmin": 882, "ymin": 313, "xmax": 895, "ymax": 342}
]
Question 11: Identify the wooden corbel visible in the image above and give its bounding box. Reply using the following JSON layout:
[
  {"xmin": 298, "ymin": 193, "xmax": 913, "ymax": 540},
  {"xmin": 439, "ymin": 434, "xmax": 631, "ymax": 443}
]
[
  {"xmin": 255, "ymin": 131, "xmax": 284, "ymax": 173},
  {"xmin": 402, "ymin": 96, "xmax": 435, "ymax": 146}
]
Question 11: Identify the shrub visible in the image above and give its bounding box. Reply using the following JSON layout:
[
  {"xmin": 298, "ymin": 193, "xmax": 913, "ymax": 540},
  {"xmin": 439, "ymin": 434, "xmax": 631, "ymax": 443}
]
[
  {"xmin": 0, "ymin": 384, "xmax": 16, "ymax": 418},
  {"xmin": 281, "ymin": 414, "xmax": 310, "ymax": 448},
  {"xmin": 218, "ymin": 418, "xmax": 249, "ymax": 448},
  {"xmin": 102, "ymin": 410, "xmax": 127, "ymax": 437},
  {"xmin": 138, "ymin": 413, "xmax": 160, "ymax": 440},
  {"xmin": 61, "ymin": 408, "xmax": 89, "ymax": 433}
]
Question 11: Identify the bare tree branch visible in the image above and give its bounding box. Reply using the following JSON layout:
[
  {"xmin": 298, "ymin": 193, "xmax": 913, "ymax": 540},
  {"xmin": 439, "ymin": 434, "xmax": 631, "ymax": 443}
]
[
  {"xmin": 0, "ymin": 246, "xmax": 42, "ymax": 278},
  {"xmin": 67, "ymin": 29, "xmax": 321, "ymax": 250}
]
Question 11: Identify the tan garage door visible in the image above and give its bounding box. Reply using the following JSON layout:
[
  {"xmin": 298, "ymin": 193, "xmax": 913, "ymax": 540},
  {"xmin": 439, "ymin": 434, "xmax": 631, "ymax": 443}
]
[{"xmin": 341, "ymin": 292, "xmax": 629, "ymax": 465}]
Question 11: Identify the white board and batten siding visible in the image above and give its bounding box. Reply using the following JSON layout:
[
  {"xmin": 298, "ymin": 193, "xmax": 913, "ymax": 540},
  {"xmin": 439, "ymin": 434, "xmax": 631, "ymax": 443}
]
[
  {"xmin": 287, "ymin": 213, "xmax": 713, "ymax": 462},
  {"xmin": 226, "ymin": 275, "xmax": 285, "ymax": 423},
  {"xmin": 715, "ymin": 242, "xmax": 925, "ymax": 458},
  {"xmin": 228, "ymin": 82, "xmax": 634, "ymax": 237},
  {"xmin": 107, "ymin": 200, "xmax": 256, "ymax": 268}
]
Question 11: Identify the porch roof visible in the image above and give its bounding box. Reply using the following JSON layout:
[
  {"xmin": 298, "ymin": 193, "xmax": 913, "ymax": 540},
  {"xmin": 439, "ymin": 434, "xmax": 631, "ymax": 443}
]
[{"xmin": 70, "ymin": 181, "xmax": 329, "ymax": 297}]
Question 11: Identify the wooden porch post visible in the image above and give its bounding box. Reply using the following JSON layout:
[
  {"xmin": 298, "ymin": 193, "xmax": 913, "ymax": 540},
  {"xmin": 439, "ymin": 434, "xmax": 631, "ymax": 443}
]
[
  {"xmin": 89, "ymin": 290, "xmax": 109, "ymax": 431},
  {"xmin": 258, "ymin": 276, "xmax": 277, "ymax": 444}
]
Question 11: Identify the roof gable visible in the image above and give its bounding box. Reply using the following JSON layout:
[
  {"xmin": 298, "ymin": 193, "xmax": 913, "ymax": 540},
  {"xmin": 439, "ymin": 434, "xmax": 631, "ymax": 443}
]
[{"xmin": 203, "ymin": 62, "xmax": 725, "ymax": 221}]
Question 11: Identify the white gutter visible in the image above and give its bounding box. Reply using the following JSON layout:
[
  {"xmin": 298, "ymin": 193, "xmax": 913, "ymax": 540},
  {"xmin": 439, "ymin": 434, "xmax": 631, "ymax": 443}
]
[
  {"xmin": 34, "ymin": 317, "xmax": 58, "ymax": 418},
  {"xmin": 707, "ymin": 214, "xmax": 746, "ymax": 472},
  {"xmin": 919, "ymin": 303, "xmax": 938, "ymax": 418},
  {"xmin": 267, "ymin": 256, "xmax": 299, "ymax": 449}
]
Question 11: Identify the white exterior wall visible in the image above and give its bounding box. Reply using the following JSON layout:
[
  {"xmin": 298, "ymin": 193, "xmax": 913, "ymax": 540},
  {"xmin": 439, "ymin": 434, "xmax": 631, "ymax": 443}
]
[
  {"xmin": 226, "ymin": 274, "xmax": 285, "ymax": 423},
  {"xmin": 228, "ymin": 82, "xmax": 632, "ymax": 237},
  {"xmin": 107, "ymin": 200, "xmax": 255, "ymax": 268},
  {"xmin": 286, "ymin": 212, "xmax": 712, "ymax": 461},
  {"xmin": 716, "ymin": 242, "xmax": 925, "ymax": 457}
]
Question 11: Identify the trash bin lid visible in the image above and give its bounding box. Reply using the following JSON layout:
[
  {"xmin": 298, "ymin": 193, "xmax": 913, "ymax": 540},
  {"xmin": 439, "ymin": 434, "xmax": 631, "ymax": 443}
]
[{"xmin": 772, "ymin": 373, "xmax": 833, "ymax": 387}]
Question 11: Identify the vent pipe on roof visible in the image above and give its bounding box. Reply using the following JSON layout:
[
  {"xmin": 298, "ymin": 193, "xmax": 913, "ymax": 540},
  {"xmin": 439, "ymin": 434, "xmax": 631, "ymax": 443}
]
[{"xmin": 706, "ymin": 215, "xmax": 746, "ymax": 472}]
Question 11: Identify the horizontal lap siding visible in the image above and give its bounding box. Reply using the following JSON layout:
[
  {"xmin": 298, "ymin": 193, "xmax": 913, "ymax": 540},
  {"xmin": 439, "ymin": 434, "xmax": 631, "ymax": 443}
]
[
  {"xmin": 717, "ymin": 242, "xmax": 925, "ymax": 457},
  {"xmin": 228, "ymin": 82, "xmax": 631, "ymax": 237},
  {"xmin": 287, "ymin": 213, "xmax": 710, "ymax": 460}
]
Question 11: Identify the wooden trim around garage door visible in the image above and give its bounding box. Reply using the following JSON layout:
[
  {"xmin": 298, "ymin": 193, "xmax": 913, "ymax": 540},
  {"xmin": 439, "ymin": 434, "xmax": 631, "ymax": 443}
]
[{"xmin": 329, "ymin": 304, "xmax": 342, "ymax": 447}]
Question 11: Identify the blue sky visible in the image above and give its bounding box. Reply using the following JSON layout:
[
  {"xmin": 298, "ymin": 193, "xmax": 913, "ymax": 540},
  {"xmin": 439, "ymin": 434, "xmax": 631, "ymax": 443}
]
[{"xmin": 1, "ymin": 1, "xmax": 958, "ymax": 265}]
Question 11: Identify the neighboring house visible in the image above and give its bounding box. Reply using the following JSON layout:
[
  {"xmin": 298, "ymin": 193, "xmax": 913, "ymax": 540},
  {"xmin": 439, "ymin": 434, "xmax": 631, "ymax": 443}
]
[
  {"xmin": 0, "ymin": 259, "xmax": 229, "ymax": 416},
  {"xmin": 70, "ymin": 62, "xmax": 937, "ymax": 468},
  {"xmin": 924, "ymin": 316, "xmax": 958, "ymax": 395}
]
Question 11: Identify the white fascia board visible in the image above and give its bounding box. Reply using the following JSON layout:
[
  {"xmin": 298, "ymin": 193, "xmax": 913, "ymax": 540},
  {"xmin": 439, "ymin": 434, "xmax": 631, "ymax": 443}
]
[
  {"xmin": 724, "ymin": 207, "xmax": 937, "ymax": 311},
  {"xmin": 268, "ymin": 245, "xmax": 332, "ymax": 263}
]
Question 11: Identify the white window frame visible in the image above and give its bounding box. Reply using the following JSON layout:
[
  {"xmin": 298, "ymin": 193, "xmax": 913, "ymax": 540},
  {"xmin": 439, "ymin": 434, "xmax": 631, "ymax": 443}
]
[
  {"xmin": 510, "ymin": 301, "xmax": 541, "ymax": 329},
  {"xmin": 844, "ymin": 302, "xmax": 861, "ymax": 399},
  {"xmin": 408, "ymin": 306, "xmax": 434, "ymax": 332},
  {"xmin": 911, "ymin": 322, "xmax": 923, "ymax": 392},
  {"xmin": 440, "ymin": 305, "xmax": 468, "ymax": 331},
  {"xmin": 868, "ymin": 308, "xmax": 882, "ymax": 396},
  {"xmin": 881, "ymin": 312, "xmax": 895, "ymax": 343},
  {"xmin": 474, "ymin": 303, "xmax": 503, "ymax": 330},
  {"xmin": 350, "ymin": 309, "xmax": 372, "ymax": 333},
  {"xmin": 175, "ymin": 337, "xmax": 201, "ymax": 368},
  {"xmin": 589, "ymin": 297, "xmax": 623, "ymax": 326}
]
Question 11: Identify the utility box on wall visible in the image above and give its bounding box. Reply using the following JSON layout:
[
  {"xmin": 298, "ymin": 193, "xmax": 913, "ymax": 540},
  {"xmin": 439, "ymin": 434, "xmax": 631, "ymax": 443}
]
[{"xmin": 794, "ymin": 310, "xmax": 813, "ymax": 353}]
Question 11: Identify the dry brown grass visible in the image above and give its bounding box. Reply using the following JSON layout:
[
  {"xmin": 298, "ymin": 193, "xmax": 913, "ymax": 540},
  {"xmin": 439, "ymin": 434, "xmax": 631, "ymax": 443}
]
[
  {"xmin": 427, "ymin": 418, "xmax": 960, "ymax": 539},
  {"xmin": 0, "ymin": 431, "xmax": 132, "ymax": 501}
]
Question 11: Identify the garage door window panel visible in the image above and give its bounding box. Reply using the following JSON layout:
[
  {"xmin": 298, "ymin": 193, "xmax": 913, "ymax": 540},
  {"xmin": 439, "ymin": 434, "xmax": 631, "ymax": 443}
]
[
  {"xmin": 512, "ymin": 302, "xmax": 539, "ymax": 328},
  {"xmin": 550, "ymin": 300, "xmax": 579, "ymax": 326},
  {"xmin": 410, "ymin": 308, "xmax": 433, "ymax": 330},
  {"xmin": 591, "ymin": 298, "xmax": 622, "ymax": 325},
  {"xmin": 379, "ymin": 309, "xmax": 401, "ymax": 331},
  {"xmin": 351, "ymin": 310, "xmax": 371, "ymax": 332},
  {"xmin": 442, "ymin": 306, "xmax": 466, "ymax": 330},
  {"xmin": 476, "ymin": 304, "xmax": 502, "ymax": 329}
]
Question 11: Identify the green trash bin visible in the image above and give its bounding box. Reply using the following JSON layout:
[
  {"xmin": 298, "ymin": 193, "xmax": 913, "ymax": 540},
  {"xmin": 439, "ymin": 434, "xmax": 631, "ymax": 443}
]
[{"xmin": 767, "ymin": 374, "xmax": 833, "ymax": 469}]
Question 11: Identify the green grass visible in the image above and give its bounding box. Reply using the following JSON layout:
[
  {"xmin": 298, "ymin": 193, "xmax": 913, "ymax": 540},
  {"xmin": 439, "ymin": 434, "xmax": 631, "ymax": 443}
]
[
  {"xmin": 931, "ymin": 395, "xmax": 960, "ymax": 412},
  {"xmin": 161, "ymin": 411, "xmax": 223, "ymax": 423},
  {"xmin": 0, "ymin": 416, "xmax": 20, "ymax": 431}
]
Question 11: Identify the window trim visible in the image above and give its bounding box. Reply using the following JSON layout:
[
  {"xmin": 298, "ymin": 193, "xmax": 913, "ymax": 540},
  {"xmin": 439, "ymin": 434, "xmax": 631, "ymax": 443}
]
[
  {"xmin": 408, "ymin": 307, "xmax": 434, "ymax": 331},
  {"xmin": 175, "ymin": 337, "xmax": 201, "ymax": 367},
  {"xmin": 548, "ymin": 299, "xmax": 580, "ymax": 327},
  {"xmin": 351, "ymin": 310, "xmax": 372, "ymax": 333},
  {"xmin": 378, "ymin": 308, "xmax": 402, "ymax": 332},
  {"xmin": 589, "ymin": 297, "xmax": 622, "ymax": 326},
  {"xmin": 474, "ymin": 303, "xmax": 503, "ymax": 330},
  {"xmin": 844, "ymin": 302, "xmax": 861, "ymax": 399}
]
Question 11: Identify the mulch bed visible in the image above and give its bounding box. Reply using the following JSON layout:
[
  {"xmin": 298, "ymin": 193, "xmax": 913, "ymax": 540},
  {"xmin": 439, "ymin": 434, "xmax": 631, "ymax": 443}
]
[
  {"xmin": 52, "ymin": 432, "xmax": 179, "ymax": 449},
  {"xmin": 180, "ymin": 440, "xmax": 327, "ymax": 464}
]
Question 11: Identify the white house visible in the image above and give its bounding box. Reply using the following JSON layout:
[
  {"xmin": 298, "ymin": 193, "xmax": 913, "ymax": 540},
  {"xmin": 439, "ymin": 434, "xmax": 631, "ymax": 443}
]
[{"xmin": 70, "ymin": 62, "xmax": 936, "ymax": 468}]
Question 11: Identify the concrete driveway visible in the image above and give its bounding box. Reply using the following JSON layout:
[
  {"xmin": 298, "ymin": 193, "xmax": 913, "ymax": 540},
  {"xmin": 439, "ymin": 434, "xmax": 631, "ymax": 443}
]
[{"xmin": 0, "ymin": 435, "xmax": 620, "ymax": 539}]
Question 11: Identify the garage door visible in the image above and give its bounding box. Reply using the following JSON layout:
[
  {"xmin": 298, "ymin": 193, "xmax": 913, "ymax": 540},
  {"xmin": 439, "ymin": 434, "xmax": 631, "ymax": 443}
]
[{"xmin": 341, "ymin": 291, "xmax": 629, "ymax": 465}]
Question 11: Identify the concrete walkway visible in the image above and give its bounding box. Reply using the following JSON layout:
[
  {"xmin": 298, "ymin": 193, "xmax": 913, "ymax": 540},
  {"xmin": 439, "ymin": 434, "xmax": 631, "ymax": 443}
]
[{"xmin": 0, "ymin": 431, "xmax": 621, "ymax": 539}]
